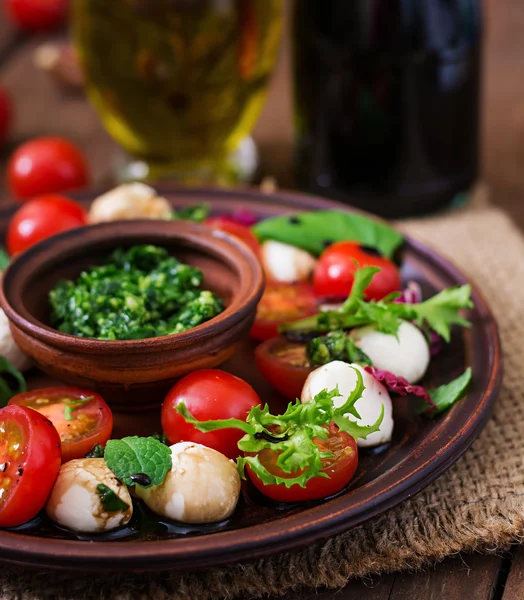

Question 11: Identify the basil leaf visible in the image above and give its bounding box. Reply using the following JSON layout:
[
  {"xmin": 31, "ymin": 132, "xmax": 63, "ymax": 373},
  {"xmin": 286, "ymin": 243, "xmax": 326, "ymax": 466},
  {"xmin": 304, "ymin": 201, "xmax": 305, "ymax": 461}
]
[
  {"xmin": 104, "ymin": 436, "xmax": 172, "ymax": 488},
  {"xmin": 253, "ymin": 210, "xmax": 404, "ymax": 258},
  {"xmin": 419, "ymin": 368, "xmax": 473, "ymax": 417},
  {"xmin": 96, "ymin": 484, "xmax": 130, "ymax": 512},
  {"xmin": 0, "ymin": 356, "xmax": 26, "ymax": 408}
]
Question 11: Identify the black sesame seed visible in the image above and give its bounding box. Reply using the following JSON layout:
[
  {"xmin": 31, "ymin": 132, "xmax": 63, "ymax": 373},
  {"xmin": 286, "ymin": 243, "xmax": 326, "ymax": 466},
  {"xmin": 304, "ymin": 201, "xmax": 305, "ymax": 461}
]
[
  {"xmin": 322, "ymin": 239, "xmax": 334, "ymax": 249},
  {"xmin": 288, "ymin": 216, "xmax": 301, "ymax": 225},
  {"xmin": 130, "ymin": 473, "xmax": 152, "ymax": 487}
]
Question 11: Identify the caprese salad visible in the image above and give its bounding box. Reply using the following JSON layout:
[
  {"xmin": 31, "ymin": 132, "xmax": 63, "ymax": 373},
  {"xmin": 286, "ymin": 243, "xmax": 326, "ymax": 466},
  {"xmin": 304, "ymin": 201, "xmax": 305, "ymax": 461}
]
[{"xmin": 0, "ymin": 182, "xmax": 474, "ymax": 537}]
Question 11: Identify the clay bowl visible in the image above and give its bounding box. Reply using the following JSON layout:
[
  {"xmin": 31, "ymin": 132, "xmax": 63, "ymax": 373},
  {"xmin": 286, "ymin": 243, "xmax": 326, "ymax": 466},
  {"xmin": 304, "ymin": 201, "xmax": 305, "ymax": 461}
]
[{"xmin": 0, "ymin": 220, "xmax": 264, "ymax": 411}]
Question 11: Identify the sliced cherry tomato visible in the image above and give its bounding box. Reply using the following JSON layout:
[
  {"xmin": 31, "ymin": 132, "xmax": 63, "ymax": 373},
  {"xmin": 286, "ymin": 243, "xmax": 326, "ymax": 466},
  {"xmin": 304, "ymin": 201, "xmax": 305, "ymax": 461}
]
[
  {"xmin": 162, "ymin": 369, "xmax": 262, "ymax": 460},
  {"xmin": 250, "ymin": 282, "xmax": 318, "ymax": 341},
  {"xmin": 7, "ymin": 194, "xmax": 88, "ymax": 255},
  {"xmin": 255, "ymin": 336, "xmax": 313, "ymax": 401},
  {"xmin": 0, "ymin": 87, "xmax": 12, "ymax": 147},
  {"xmin": 313, "ymin": 241, "xmax": 401, "ymax": 301},
  {"xmin": 204, "ymin": 217, "xmax": 260, "ymax": 256},
  {"xmin": 8, "ymin": 137, "xmax": 89, "ymax": 200},
  {"xmin": 0, "ymin": 405, "xmax": 61, "ymax": 527},
  {"xmin": 246, "ymin": 423, "xmax": 358, "ymax": 502},
  {"xmin": 5, "ymin": 0, "xmax": 70, "ymax": 32},
  {"xmin": 9, "ymin": 387, "xmax": 113, "ymax": 463}
]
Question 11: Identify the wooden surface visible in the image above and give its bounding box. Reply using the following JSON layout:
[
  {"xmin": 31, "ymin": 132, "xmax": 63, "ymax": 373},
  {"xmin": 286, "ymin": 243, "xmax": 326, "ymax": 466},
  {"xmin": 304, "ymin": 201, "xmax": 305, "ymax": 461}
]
[{"xmin": 0, "ymin": 0, "xmax": 524, "ymax": 597}]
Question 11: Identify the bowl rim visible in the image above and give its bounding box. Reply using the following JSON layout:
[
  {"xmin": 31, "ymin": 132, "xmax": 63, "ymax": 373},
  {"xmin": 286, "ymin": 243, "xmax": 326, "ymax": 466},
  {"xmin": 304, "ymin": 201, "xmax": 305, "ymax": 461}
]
[{"xmin": 0, "ymin": 219, "xmax": 264, "ymax": 353}]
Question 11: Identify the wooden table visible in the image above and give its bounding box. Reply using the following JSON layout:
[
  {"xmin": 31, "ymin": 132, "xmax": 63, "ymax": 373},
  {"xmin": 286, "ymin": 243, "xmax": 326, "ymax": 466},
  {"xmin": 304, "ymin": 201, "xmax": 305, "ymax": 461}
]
[{"xmin": 1, "ymin": 2, "xmax": 524, "ymax": 599}]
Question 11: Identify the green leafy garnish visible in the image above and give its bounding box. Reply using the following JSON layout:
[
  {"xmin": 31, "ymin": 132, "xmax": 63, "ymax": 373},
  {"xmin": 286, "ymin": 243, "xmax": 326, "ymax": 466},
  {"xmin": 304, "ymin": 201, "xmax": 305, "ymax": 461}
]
[
  {"xmin": 280, "ymin": 266, "xmax": 472, "ymax": 343},
  {"xmin": 252, "ymin": 210, "xmax": 404, "ymax": 259},
  {"xmin": 84, "ymin": 444, "xmax": 105, "ymax": 458},
  {"xmin": 96, "ymin": 484, "xmax": 130, "ymax": 512},
  {"xmin": 151, "ymin": 432, "xmax": 170, "ymax": 446},
  {"xmin": 418, "ymin": 368, "xmax": 473, "ymax": 417},
  {"xmin": 104, "ymin": 436, "xmax": 172, "ymax": 488},
  {"xmin": 64, "ymin": 396, "xmax": 93, "ymax": 421},
  {"xmin": 0, "ymin": 357, "xmax": 26, "ymax": 408},
  {"xmin": 177, "ymin": 368, "xmax": 384, "ymax": 489},
  {"xmin": 306, "ymin": 331, "xmax": 372, "ymax": 367},
  {"xmin": 0, "ymin": 247, "xmax": 10, "ymax": 271},
  {"xmin": 171, "ymin": 203, "xmax": 210, "ymax": 222}
]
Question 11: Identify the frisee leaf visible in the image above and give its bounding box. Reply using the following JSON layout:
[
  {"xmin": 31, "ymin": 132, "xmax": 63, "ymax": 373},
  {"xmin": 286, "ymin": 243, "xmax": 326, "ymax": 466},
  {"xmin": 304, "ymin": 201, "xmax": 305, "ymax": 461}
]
[
  {"xmin": 280, "ymin": 266, "xmax": 472, "ymax": 343},
  {"xmin": 178, "ymin": 368, "xmax": 384, "ymax": 489},
  {"xmin": 417, "ymin": 368, "xmax": 473, "ymax": 417},
  {"xmin": 252, "ymin": 210, "xmax": 404, "ymax": 258},
  {"xmin": 0, "ymin": 356, "xmax": 26, "ymax": 408},
  {"xmin": 96, "ymin": 483, "xmax": 130, "ymax": 512},
  {"xmin": 104, "ymin": 437, "xmax": 172, "ymax": 488}
]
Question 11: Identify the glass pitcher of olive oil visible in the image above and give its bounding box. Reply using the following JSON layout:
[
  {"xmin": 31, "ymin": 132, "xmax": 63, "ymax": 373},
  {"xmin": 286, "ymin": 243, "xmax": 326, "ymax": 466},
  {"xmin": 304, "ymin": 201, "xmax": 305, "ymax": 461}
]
[{"xmin": 72, "ymin": 0, "xmax": 282, "ymax": 183}]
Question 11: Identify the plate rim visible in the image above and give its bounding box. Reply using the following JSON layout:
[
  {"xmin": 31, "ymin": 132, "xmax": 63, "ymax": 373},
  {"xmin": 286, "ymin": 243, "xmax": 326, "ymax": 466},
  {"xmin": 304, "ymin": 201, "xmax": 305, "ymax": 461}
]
[{"xmin": 0, "ymin": 185, "xmax": 503, "ymax": 572}]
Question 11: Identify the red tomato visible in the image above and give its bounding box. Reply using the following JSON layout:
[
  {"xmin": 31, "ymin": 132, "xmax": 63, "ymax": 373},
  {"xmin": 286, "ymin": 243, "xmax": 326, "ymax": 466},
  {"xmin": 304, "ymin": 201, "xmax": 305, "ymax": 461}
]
[
  {"xmin": 250, "ymin": 282, "xmax": 318, "ymax": 341},
  {"xmin": 7, "ymin": 194, "xmax": 88, "ymax": 255},
  {"xmin": 9, "ymin": 387, "xmax": 113, "ymax": 463},
  {"xmin": 8, "ymin": 137, "xmax": 89, "ymax": 199},
  {"xmin": 255, "ymin": 337, "xmax": 312, "ymax": 401},
  {"xmin": 162, "ymin": 369, "xmax": 262, "ymax": 460},
  {"xmin": 5, "ymin": 0, "xmax": 69, "ymax": 32},
  {"xmin": 0, "ymin": 87, "xmax": 12, "ymax": 146},
  {"xmin": 0, "ymin": 405, "xmax": 61, "ymax": 527},
  {"xmin": 313, "ymin": 241, "xmax": 401, "ymax": 301},
  {"xmin": 246, "ymin": 423, "xmax": 358, "ymax": 502},
  {"xmin": 204, "ymin": 217, "xmax": 260, "ymax": 256}
]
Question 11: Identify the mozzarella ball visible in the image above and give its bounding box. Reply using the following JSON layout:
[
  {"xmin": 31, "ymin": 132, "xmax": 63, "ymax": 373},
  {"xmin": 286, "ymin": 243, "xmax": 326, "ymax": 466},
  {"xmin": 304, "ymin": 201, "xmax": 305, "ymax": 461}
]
[
  {"xmin": 260, "ymin": 240, "xmax": 317, "ymax": 283},
  {"xmin": 0, "ymin": 308, "xmax": 32, "ymax": 372},
  {"xmin": 88, "ymin": 183, "xmax": 172, "ymax": 223},
  {"xmin": 301, "ymin": 361, "xmax": 394, "ymax": 448},
  {"xmin": 46, "ymin": 458, "xmax": 133, "ymax": 533},
  {"xmin": 135, "ymin": 442, "xmax": 241, "ymax": 524},
  {"xmin": 350, "ymin": 320, "xmax": 430, "ymax": 384}
]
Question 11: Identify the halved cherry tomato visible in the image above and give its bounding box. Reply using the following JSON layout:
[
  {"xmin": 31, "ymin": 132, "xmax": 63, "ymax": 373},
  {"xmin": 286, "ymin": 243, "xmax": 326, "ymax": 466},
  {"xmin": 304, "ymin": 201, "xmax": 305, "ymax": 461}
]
[
  {"xmin": 246, "ymin": 423, "xmax": 358, "ymax": 502},
  {"xmin": 0, "ymin": 405, "xmax": 61, "ymax": 527},
  {"xmin": 313, "ymin": 241, "xmax": 401, "ymax": 301},
  {"xmin": 8, "ymin": 137, "xmax": 89, "ymax": 199},
  {"xmin": 162, "ymin": 369, "xmax": 262, "ymax": 460},
  {"xmin": 250, "ymin": 282, "xmax": 318, "ymax": 342},
  {"xmin": 7, "ymin": 194, "xmax": 88, "ymax": 255},
  {"xmin": 9, "ymin": 387, "xmax": 113, "ymax": 463},
  {"xmin": 204, "ymin": 217, "xmax": 260, "ymax": 256},
  {"xmin": 255, "ymin": 336, "xmax": 313, "ymax": 401}
]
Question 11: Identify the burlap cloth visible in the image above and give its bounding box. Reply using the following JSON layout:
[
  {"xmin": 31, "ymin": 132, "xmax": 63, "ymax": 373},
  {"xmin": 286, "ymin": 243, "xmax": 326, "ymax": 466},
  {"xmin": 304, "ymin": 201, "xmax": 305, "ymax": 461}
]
[{"xmin": 2, "ymin": 185, "xmax": 524, "ymax": 599}]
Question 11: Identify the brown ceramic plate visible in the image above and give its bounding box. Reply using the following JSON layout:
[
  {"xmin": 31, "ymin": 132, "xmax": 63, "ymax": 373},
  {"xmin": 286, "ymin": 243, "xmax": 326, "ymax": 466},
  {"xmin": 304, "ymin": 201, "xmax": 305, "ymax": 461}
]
[{"xmin": 0, "ymin": 187, "xmax": 502, "ymax": 573}]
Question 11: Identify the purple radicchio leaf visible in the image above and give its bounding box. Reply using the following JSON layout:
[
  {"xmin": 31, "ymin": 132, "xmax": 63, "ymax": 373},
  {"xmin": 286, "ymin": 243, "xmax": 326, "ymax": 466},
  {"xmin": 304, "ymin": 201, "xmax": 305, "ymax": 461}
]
[
  {"xmin": 222, "ymin": 210, "xmax": 260, "ymax": 227},
  {"xmin": 394, "ymin": 281, "xmax": 423, "ymax": 304},
  {"xmin": 364, "ymin": 366, "xmax": 437, "ymax": 414}
]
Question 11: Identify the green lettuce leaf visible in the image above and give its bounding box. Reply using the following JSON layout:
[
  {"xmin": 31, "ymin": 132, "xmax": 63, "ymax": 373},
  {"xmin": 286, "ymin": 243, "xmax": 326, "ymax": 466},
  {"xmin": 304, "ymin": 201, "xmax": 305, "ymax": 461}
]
[
  {"xmin": 252, "ymin": 210, "xmax": 404, "ymax": 258},
  {"xmin": 0, "ymin": 356, "xmax": 26, "ymax": 408},
  {"xmin": 178, "ymin": 368, "xmax": 384, "ymax": 489},
  {"xmin": 418, "ymin": 368, "xmax": 473, "ymax": 417}
]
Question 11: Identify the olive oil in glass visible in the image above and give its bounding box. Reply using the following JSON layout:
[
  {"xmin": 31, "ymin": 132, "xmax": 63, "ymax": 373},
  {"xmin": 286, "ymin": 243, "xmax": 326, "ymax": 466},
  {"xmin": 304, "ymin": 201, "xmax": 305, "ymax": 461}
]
[{"xmin": 72, "ymin": 0, "xmax": 282, "ymax": 182}]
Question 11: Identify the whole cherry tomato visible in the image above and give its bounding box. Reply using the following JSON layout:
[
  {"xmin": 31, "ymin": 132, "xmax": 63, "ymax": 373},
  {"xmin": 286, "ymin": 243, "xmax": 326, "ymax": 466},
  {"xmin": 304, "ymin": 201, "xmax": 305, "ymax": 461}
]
[
  {"xmin": 0, "ymin": 87, "xmax": 12, "ymax": 146},
  {"xmin": 162, "ymin": 369, "xmax": 262, "ymax": 460},
  {"xmin": 313, "ymin": 242, "xmax": 401, "ymax": 301},
  {"xmin": 246, "ymin": 423, "xmax": 358, "ymax": 502},
  {"xmin": 255, "ymin": 337, "xmax": 312, "ymax": 401},
  {"xmin": 0, "ymin": 405, "xmax": 61, "ymax": 527},
  {"xmin": 7, "ymin": 194, "xmax": 88, "ymax": 255},
  {"xmin": 250, "ymin": 282, "xmax": 318, "ymax": 342},
  {"xmin": 8, "ymin": 137, "xmax": 89, "ymax": 200},
  {"xmin": 5, "ymin": 0, "xmax": 70, "ymax": 32},
  {"xmin": 9, "ymin": 387, "xmax": 113, "ymax": 463},
  {"xmin": 204, "ymin": 217, "xmax": 260, "ymax": 257}
]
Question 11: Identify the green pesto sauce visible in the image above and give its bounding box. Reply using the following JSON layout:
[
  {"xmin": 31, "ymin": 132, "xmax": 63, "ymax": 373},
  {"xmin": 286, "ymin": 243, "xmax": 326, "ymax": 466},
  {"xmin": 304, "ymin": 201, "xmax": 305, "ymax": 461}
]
[{"xmin": 49, "ymin": 245, "xmax": 224, "ymax": 340}]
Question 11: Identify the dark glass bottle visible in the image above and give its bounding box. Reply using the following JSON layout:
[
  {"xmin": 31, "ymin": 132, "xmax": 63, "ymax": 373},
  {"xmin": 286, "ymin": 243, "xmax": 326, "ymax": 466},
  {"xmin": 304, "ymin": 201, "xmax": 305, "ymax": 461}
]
[{"xmin": 292, "ymin": 0, "xmax": 482, "ymax": 218}]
